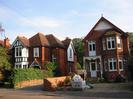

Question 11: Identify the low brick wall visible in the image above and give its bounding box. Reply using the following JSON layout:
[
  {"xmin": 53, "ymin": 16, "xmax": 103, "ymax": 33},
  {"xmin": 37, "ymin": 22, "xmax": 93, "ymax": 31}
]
[
  {"xmin": 43, "ymin": 76, "xmax": 70, "ymax": 91},
  {"xmin": 15, "ymin": 79, "xmax": 43, "ymax": 88}
]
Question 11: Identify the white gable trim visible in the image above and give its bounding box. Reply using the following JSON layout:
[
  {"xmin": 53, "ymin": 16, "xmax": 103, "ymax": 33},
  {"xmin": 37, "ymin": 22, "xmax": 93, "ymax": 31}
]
[
  {"xmin": 11, "ymin": 37, "xmax": 25, "ymax": 49},
  {"xmin": 94, "ymin": 20, "xmax": 113, "ymax": 30},
  {"xmin": 67, "ymin": 41, "xmax": 74, "ymax": 62}
]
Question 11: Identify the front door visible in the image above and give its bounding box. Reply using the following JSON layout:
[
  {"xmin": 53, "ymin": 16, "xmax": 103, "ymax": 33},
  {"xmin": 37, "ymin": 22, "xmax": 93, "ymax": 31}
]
[{"xmin": 90, "ymin": 62, "xmax": 97, "ymax": 77}]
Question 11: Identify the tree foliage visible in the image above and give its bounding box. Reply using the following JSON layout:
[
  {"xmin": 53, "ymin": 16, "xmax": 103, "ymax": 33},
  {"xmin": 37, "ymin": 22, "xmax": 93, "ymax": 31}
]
[
  {"xmin": 129, "ymin": 33, "xmax": 133, "ymax": 55},
  {"xmin": 72, "ymin": 38, "xmax": 84, "ymax": 66},
  {"xmin": 128, "ymin": 33, "xmax": 133, "ymax": 80},
  {"xmin": 0, "ymin": 47, "xmax": 11, "ymax": 69}
]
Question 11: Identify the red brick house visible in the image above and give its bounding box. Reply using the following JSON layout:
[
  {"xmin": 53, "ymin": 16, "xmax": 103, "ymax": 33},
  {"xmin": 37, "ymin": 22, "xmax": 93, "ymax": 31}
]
[
  {"xmin": 11, "ymin": 32, "xmax": 77, "ymax": 75},
  {"xmin": 83, "ymin": 17, "xmax": 130, "ymax": 81}
]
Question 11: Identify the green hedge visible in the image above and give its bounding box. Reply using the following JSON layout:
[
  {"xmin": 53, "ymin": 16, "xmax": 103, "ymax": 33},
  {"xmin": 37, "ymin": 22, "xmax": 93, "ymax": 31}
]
[{"xmin": 10, "ymin": 68, "xmax": 53, "ymax": 86}]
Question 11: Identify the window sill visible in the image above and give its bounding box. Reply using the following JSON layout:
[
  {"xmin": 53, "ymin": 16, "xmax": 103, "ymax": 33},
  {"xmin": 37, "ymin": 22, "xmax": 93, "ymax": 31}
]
[
  {"xmin": 109, "ymin": 69, "xmax": 117, "ymax": 72},
  {"xmin": 107, "ymin": 48, "xmax": 116, "ymax": 50}
]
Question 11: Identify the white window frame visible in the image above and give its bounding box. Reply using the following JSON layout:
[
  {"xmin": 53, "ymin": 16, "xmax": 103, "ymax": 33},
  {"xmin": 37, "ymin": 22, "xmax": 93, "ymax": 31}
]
[
  {"xmin": 34, "ymin": 48, "xmax": 39, "ymax": 57},
  {"xmin": 88, "ymin": 41, "xmax": 96, "ymax": 51},
  {"xmin": 15, "ymin": 46, "xmax": 22, "ymax": 57},
  {"xmin": 108, "ymin": 58, "xmax": 117, "ymax": 71},
  {"xmin": 107, "ymin": 37, "xmax": 116, "ymax": 50}
]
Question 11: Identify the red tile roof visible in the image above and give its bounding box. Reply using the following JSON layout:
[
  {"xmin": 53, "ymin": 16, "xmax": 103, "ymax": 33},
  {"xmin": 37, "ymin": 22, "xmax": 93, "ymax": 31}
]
[
  {"xmin": 17, "ymin": 36, "xmax": 29, "ymax": 47},
  {"xmin": 29, "ymin": 32, "xmax": 49, "ymax": 47},
  {"xmin": 46, "ymin": 34, "xmax": 64, "ymax": 48}
]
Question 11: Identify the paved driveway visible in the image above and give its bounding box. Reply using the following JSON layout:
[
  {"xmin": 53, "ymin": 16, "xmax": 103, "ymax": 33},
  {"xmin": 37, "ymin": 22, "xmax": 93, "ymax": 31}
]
[{"xmin": 0, "ymin": 82, "xmax": 133, "ymax": 99}]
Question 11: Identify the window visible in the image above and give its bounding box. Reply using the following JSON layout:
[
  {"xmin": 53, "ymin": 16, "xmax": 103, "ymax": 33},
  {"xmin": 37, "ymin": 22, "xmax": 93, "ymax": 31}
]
[
  {"xmin": 117, "ymin": 36, "xmax": 122, "ymax": 48},
  {"xmin": 52, "ymin": 54, "xmax": 56, "ymax": 62},
  {"xmin": 23, "ymin": 65, "xmax": 27, "ymax": 69},
  {"xmin": 119, "ymin": 58, "xmax": 123, "ymax": 70},
  {"xmin": 108, "ymin": 58, "xmax": 117, "ymax": 71},
  {"xmin": 107, "ymin": 37, "xmax": 116, "ymax": 50},
  {"xmin": 15, "ymin": 47, "xmax": 22, "ymax": 57},
  {"xmin": 34, "ymin": 48, "xmax": 39, "ymax": 57},
  {"xmin": 91, "ymin": 62, "xmax": 96, "ymax": 70},
  {"xmin": 102, "ymin": 39, "xmax": 106, "ymax": 50},
  {"xmin": 69, "ymin": 48, "xmax": 72, "ymax": 58},
  {"xmin": 88, "ymin": 41, "xmax": 96, "ymax": 51}
]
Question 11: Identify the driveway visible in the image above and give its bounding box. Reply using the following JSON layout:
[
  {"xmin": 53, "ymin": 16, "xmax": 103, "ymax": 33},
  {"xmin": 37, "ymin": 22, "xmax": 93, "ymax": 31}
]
[{"xmin": 0, "ymin": 82, "xmax": 133, "ymax": 99}]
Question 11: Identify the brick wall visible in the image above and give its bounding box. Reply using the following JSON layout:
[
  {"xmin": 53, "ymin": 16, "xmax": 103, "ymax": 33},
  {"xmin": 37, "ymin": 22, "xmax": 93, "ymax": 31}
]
[
  {"xmin": 15, "ymin": 79, "xmax": 43, "ymax": 88},
  {"xmin": 43, "ymin": 76, "xmax": 70, "ymax": 91}
]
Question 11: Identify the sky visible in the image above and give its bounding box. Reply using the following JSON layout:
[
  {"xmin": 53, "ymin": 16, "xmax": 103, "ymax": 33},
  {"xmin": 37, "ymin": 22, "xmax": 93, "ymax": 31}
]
[{"xmin": 0, "ymin": 0, "xmax": 133, "ymax": 43}]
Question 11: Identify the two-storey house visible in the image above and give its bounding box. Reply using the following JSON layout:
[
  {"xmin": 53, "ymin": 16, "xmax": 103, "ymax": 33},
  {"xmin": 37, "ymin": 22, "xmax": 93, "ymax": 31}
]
[
  {"xmin": 11, "ymin": 32, "xmax": 77, "ymax": 75},
  {"xmin": 83, "ymin": 17, "xmax": 130, "ymax": 81}
]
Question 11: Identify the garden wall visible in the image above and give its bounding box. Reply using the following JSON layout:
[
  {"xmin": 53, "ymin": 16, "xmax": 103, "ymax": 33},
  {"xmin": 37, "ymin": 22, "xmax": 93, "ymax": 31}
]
[
  {"xmin": 15, "ymin": 79, "xmax": 43, "ymax": 88},
  {"xmin": 43, "ymin": 76, "xmax": 70, "ymax": 91}
]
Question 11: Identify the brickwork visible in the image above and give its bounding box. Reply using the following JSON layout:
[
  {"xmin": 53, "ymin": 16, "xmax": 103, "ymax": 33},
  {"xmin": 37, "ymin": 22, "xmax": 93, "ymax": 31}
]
[{"xmin": 15, "ymin": 79, "xmax": 43, "ymax": 88}]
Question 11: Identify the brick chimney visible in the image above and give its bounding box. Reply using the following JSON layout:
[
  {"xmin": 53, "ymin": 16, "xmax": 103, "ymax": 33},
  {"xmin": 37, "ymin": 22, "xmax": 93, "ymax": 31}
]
[{"xmin": 4, "ymin": 38, "xmax": 10, "ymax": 48}]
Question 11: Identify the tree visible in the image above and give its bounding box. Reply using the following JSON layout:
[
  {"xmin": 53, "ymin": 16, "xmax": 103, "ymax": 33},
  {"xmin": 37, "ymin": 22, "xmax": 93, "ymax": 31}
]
[
  {"xmin": 129, "ymin": 33, "xmax": 133, "ymax": 55},
  {"xmin": 72, "ymin": 38, "xmax": 84, "ymax": 66},
  {"xmin": 128, "ymin": 33, "xmax": 133, "ymax": 80},
  {"xmin": 0, "ymin": 47, "xmax": 11, "ymax": 69}
]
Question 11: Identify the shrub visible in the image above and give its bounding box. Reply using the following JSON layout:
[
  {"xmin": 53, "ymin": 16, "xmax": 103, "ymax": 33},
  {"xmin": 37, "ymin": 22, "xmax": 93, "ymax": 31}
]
[
  {"xmin": 10, "ymin": 68, "xmax": 53, "ymax": 87},
  {"xmin": 115, "ymin": 74, "xmax": 126, "ymax": 83},
  {"xmin": 77, "ymin": 63, "xmax": 82, "ymax": 70}
]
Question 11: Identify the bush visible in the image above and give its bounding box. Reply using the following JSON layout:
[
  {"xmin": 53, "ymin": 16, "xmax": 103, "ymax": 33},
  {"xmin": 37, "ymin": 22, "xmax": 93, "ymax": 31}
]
[
  {"xmin": 77, "ymin": 63, "xmax": 82, "ymax": 70},
  {"xmin": 115, "ymin": 74, "xmax": 126, "ymax": 83},
  {"xmin": 10, "ymin": 68, "xmax": 53, "ymax": 87}
]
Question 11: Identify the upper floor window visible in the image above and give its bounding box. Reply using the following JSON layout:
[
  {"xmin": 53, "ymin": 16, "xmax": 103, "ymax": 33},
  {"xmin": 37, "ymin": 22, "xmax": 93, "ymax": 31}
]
[
  {"xmin": 34, "ymin": 48, "xmax": 39, "ymax": 57},
  {"xmin": 107, "ymin": 37, "xmax": 116, "ymax": 50},
  {"xmin": 108, "ymin": 58, "xmax": 117, "ymax": 71},
  {"xmin": 88, "ymin": 41, "xmax": 96, "ymax": 51},
  {"xmin": 117, "ymin": 36, "xmax": 122, "ymax": 49},
  {"xmin": 15, "ymin": 40, "xmax": 21, "ymax": 46},
  {"xmin": 15, "ymin": 47, "xmax": 22, "ymax": 57}
]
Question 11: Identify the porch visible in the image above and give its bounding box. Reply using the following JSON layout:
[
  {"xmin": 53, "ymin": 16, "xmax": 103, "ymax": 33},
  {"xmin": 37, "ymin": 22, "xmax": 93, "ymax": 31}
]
[{"xmin": 83, "ymin": 56, "xmax": 103, "ymax": 79}]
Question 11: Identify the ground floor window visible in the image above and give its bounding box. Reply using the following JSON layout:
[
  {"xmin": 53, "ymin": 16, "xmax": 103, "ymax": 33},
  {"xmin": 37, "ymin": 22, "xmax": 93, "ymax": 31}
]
[
  {"xmin": 15, "ymin": 64, "xmax": 22, "ymax": 69},
  {"xmin": 108, "ymin": 58, "xmax": 117, "ymax": 71},
  {"xmin": 23, "ymin": 65, "xmax": 28, "ymax": 69},
  {"xmin": 119, "ymin": 58, "xmax": 124, "ymax": 71}
]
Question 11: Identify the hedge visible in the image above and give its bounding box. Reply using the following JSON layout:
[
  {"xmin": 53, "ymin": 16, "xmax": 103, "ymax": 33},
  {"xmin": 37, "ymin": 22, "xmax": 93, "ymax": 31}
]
[{"xmin": 10, "ymin": 68, "xmax": 53, "ymax": 86}]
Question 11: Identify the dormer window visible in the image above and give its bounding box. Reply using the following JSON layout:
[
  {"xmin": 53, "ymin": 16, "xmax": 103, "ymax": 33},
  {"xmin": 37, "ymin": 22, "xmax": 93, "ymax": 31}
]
[
  {"xmin": 107, "ymin": 37, "xmax": 116, "ymax": 50},
  {"xmin": 34, "ymin": 48, "xmax": 39, "ymax": 57}
]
